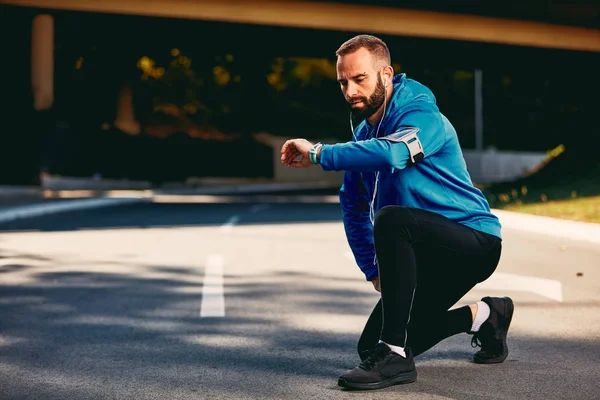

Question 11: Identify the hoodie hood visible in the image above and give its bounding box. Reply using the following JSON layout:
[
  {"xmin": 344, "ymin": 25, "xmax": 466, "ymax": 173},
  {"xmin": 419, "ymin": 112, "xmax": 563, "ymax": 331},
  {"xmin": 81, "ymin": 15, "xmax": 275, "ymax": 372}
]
[
  {"xmin": 361, "ymin": 73, "xmax": 437, "ymax": 136},
  {"xmin": 389, "ymin": 73, "xmax": 437, "ymax": 113}
]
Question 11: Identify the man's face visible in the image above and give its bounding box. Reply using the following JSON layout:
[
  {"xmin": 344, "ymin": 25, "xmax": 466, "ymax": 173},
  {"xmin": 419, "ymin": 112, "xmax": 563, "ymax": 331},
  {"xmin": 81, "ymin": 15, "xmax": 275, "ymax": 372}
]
[{"xmin": 336, "ymin": 48, "xmax": 386, "ymax": 120}]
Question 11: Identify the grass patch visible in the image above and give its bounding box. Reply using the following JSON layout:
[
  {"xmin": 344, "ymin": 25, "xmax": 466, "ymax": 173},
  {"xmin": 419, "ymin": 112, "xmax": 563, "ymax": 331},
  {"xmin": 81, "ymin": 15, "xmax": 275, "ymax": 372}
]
[
  {"xmin": 482, "ymin": 147, "xmax": 600, "ymax": 223},
  {"xmin": 500, "ymin": 195, "xmax": 600, "ymax": 223}
]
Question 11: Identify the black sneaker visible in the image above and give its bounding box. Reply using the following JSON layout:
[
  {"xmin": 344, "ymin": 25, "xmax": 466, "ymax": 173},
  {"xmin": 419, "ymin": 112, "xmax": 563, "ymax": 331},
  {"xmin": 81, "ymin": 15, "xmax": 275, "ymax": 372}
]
[
  {"xmin": 471, "ymin": 296, "xmax": 514, "ymax": 364},
  {"xmin": 338, "ymin": 343, "xmax": 417, "ymax": 390}
]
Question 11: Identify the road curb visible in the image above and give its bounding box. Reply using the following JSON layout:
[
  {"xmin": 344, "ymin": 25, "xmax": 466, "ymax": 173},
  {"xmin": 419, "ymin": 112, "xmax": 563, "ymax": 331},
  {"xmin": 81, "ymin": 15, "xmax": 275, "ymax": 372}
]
[
  {"xmin": 0, "ymin": 184, "xmax": 598, "ymax": 245},
  {"xmin": 0, "ymin": 186, "xmax": 43, "ymax": 202}
]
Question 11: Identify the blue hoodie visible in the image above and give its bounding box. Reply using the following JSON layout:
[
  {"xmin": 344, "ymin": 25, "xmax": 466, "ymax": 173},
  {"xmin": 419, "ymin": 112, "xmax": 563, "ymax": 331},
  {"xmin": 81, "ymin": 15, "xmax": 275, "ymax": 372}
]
[{"xmin": 319, "ymin": 73, "xmax": 502, "ymax": 280}]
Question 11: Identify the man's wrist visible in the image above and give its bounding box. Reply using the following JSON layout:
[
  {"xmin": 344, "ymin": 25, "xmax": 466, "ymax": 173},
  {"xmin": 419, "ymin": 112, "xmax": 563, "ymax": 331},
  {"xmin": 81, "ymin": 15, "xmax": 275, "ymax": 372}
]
[
  {"xmin": 316, "ymin": 144, "xmax": 323, "ymax": 164},
  {"xmin": 308, "ymin": 142, "xmax": 323, "ymax": 164}
]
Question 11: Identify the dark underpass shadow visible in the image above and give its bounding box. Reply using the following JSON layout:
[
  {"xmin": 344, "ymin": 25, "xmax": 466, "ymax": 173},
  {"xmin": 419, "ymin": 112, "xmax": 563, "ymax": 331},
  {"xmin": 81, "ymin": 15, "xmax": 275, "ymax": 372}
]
[
  {"xmin": 0, "ymin": 260, "xmax": 599, "ymax": 399},
  {"xmin": 0, "ymin": 201, "xmax": 343, "ymax": 233}
]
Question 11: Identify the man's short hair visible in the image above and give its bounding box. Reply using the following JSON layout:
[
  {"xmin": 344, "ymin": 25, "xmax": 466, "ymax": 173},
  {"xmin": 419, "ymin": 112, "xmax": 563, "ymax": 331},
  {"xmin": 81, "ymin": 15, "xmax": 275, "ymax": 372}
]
[{"xmin": 335, "ymin": 34, "xmax": 391, "ymax": 69}]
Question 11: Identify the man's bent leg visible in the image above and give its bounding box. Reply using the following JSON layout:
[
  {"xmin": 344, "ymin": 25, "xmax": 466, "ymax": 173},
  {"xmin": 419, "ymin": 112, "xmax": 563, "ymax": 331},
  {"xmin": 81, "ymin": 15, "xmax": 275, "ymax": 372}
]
[
  {"xmin": 355, "ymin": 206, "xmax": 502, "ymax": 359},
  {"xmin": 357, "ymin": 299, "xmax": 383, "ymax": 362},
  {"xmin": 375, "ymin": 207, "xmax": 419, "ymax": 348},
  {"xmin": 357, "ymin": 272, "xmax": 487, "ymax": 360},
  {"xmin": 340, "ymin": 206, "xmax": 504, "ymax": 389},
  {"xmin": 403, "ymin": 241, "xmax": 499, "ymax": 357},
  {"xmin": 339, "ymin": 207, "xmax": 421, "ymax": 389}
]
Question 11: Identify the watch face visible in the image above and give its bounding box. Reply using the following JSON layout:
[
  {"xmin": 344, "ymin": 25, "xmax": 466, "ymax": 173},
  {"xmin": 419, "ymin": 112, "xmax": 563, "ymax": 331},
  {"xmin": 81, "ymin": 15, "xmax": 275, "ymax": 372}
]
[{"xmin": 309, "ymin": 145, "xmax": 319, "ymax": 164}]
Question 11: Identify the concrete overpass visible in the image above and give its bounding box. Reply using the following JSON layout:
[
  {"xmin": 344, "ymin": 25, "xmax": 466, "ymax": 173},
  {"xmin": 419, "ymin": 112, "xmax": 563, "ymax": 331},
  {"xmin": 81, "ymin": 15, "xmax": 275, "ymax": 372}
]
[
  {"xmin": 3, "ymin": 0, "xmax": 600, "ymax": 52},
  {"xmin": 0, "ymin": 0, "xmax": 598, "ymax": 186}
]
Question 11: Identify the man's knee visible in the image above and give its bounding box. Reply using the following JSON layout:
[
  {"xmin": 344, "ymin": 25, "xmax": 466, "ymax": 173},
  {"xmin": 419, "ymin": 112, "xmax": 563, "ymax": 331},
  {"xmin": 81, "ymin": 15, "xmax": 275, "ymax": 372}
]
[{"xmin": 374, "ymin": 206, "xmax": 416, "ymax": 239}]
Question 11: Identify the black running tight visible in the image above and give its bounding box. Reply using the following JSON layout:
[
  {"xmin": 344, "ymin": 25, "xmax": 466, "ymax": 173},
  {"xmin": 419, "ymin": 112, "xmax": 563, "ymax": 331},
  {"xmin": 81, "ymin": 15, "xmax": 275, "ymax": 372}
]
[{"xmin": 358, "ymin": 206, "xmax": 502, "ymax": 359}]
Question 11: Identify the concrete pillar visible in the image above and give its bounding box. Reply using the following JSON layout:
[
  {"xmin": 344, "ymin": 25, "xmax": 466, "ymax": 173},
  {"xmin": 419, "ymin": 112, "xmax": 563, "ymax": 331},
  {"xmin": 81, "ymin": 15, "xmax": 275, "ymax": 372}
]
[
  {"xmin": 31, "ymin": 14, "xmax": 54, "ymax": 111},
  {"xmin": 114, "ymin": 86, "xmax": 141, "ymax": 134}
]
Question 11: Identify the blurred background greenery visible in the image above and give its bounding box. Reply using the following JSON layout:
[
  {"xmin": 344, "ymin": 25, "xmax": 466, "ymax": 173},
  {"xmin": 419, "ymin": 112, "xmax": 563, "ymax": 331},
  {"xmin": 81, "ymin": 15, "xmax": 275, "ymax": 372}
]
[{"xmin": 1, "ymin": 5, "xmax": 598, "ymax": 221}]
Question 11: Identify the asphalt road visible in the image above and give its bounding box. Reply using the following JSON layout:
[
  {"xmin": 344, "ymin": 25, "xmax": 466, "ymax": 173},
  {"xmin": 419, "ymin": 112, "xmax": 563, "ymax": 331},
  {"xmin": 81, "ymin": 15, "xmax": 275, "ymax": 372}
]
[{"xmin": 0, "ymin": 200, "xmax": 599, "ymax": 399}]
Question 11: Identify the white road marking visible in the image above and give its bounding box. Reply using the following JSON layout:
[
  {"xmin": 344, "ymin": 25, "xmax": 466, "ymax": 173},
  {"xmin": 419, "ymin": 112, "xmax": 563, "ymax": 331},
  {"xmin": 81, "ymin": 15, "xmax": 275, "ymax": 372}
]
[
  {"xmin": 475, "ymin": 272, "xmax": 563, "ymax": 302},
  {"xmin": 0, "ymin": 198, "xmax": 145, "ymax": 224},
  {"xmin": 343, "ymin": 252, "xmax": 563, "ymax": 302},
  {"xmin": 220, "ymin": 215, "xmax": 240, "ymax": 233},
  {"xmin": 200, "ymin": 254, "xmax": 225, "ymax": 317}
]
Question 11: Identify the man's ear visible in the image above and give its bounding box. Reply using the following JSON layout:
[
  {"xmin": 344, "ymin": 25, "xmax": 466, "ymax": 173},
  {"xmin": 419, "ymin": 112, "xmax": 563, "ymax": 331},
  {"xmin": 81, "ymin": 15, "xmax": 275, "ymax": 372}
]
[{"xmin": 383, "ymin": 65, "xmax": 394, "ymax": 87}]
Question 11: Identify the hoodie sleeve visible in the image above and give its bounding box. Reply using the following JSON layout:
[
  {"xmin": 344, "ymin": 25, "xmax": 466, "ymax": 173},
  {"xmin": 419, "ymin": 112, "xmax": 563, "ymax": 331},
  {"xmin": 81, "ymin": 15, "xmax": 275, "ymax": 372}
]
[
  {"xmin": 339, "ymin": 170, "xmax": 378, "ymax": 281},
  {"xmin": 319, "ymin": 100, "xmax": 445, "ymax": 172}
]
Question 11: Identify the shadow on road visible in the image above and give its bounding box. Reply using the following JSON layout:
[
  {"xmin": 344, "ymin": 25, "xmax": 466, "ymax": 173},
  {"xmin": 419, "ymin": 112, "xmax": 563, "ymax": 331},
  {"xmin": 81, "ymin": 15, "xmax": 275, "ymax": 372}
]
[
  {"xmin": 0, "ymin": 258, "xmax": 598, "ymax": 399},
  {"xmin": 0, "ymin": 201, "xmax": 343, "ymax": 233}
]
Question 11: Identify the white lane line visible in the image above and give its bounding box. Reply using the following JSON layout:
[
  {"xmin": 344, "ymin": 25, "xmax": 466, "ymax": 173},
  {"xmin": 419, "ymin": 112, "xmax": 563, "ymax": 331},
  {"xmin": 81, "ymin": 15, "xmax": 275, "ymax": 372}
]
[
  {"xmin": 475, "ymin": 272, "xmax": 563, "ymax": 302},
  {"xmin": 200, "ymin": 254, "xmax": 225, "ymax": 317},
  {"xmin": 0, "ymin": 198, "xmax": 146, "ymax": 224},
  {"xmin": 342, "ymin": 252, "xmax": 563, "ymax": 302},
  {"xmin": 220, "ymin": 215, "xmax": 240, "ymax": 233}
]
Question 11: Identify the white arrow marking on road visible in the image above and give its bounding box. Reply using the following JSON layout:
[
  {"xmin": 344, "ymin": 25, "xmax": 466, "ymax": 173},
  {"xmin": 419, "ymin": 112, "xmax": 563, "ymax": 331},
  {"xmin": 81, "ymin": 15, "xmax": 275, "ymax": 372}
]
[
  {"xmin": 200, "ymin": 254, "xmax": 225, "ymax": 317},
  {"xmin": 474, "ymin": 272, "xmax": 563, "ymax": 302},
  {"xmin": 343, "ymin": 251, "xmax": 563, "ymax": 302}
]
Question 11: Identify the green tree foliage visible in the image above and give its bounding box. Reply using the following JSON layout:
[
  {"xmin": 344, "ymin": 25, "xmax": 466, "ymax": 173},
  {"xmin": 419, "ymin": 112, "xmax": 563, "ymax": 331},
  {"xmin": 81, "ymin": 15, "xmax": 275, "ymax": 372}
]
[{"xmin": 132, "ymin": 50, "xmax": 350, "ymax": 140}]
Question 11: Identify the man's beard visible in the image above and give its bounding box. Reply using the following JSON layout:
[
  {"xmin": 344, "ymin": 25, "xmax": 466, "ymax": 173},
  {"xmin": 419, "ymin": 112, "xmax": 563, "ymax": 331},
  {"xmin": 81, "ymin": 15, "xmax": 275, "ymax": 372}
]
[{"xmin": 348, "ymin": 74, "xmax": 386, "ymax": 121}]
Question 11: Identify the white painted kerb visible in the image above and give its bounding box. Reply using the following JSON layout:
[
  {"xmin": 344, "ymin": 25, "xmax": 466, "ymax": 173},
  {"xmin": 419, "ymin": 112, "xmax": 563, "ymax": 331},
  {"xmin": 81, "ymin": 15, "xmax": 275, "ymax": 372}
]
[{"xmin": 493, "ymin": 209, "xmax": 600, "ymax": 245}]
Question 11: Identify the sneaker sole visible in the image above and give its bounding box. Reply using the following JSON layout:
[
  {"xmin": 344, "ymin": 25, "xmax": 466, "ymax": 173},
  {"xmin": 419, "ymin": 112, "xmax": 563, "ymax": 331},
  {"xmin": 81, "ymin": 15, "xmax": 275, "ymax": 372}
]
[
  {"xmin": 338, "ymin": 370, "xmax": 417, "ymax": 390},
  {"xmin": 474, "ymin": 297, "xmax": 514, "ymax": 364}
]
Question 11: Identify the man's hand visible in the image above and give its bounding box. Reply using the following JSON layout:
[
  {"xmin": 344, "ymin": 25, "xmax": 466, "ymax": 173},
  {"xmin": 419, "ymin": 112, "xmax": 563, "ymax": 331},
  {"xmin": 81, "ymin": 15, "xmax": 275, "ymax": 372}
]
[
  {"xmin": 280, "ymin": 138, "xmax": 314, "ymax": 168},
  {"xmin": 371, "ymin": 276, "xmax": 381, "ymax": 293}
]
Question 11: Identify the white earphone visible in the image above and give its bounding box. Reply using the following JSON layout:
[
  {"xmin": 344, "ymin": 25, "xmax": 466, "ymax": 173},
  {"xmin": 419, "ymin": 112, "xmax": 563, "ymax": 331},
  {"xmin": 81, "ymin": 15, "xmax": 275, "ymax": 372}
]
[
  {"xmin": 369, "ymin": 76, "xmax": 388, "ymax": 228},
  {"xmin": 347, "ymin": 72, "xmax": 390, "ymax": 265}
]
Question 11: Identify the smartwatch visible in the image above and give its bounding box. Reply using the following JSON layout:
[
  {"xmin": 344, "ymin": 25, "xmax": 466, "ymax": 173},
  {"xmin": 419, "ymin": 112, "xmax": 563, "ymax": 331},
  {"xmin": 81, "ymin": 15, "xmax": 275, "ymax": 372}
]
[{"xmin": 308, "ymin": 142, "xmax": 323, "ymax": 164}]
